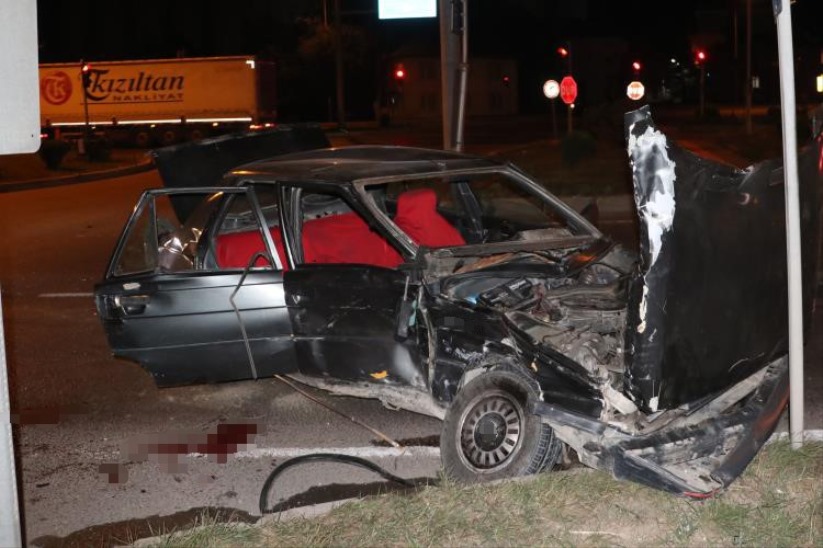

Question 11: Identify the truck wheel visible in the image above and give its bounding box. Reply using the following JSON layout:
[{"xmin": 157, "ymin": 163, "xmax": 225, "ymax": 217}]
[
  {"xmin": 159, "ymin": 129, "xmax": 179, "ymax": 146},
  {"xmin": 133, "ymin": 130, "xmax": 151, "ymax": 148},
  {"xmin": 440, "ymin": 370, "xmax": 561, "ymax": 483},
  {"xmin": 187, "ymin": 128, "xmax": 205, "ymax": 142}
]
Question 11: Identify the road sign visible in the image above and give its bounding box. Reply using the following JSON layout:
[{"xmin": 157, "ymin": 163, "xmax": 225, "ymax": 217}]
[
  {"xmin": 627, "ymin": 81, "xmax": 645, "ymax": 101},
  {"xmin": 543, "ymin": 79, "xmax": 559, "ymax": 99},
  {"xmin": 560, "ymin": 76, "xmax": 577, "ymax": 105}
]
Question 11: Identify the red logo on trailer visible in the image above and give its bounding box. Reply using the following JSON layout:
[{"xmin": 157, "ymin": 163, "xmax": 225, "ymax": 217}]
[
  {"xmin": 560, "ymin": 76, "xmax": 577, "ymax": 105},
  {"xmin": 41, "ymin": 71, "xmax": 73, "ymax": 105}
]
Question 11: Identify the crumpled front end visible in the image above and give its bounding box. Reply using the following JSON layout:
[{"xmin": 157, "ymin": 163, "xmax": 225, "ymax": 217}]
[{"xmin": 526, "ymin": 105, "xmax": 820, "ymax": 495}]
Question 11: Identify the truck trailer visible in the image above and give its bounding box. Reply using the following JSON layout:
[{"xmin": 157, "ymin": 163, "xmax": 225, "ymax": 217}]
[{"xmin": 39, "ymin": 56, "xmax": 277, "ymax": 147}]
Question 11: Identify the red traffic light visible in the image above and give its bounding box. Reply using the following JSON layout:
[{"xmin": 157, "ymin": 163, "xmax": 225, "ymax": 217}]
[
  {"xmin": 557, "ymin": 47, "xmax": 569, "ymax": 58},
  {"xmin": 695, "ymin": 50, "xmax": 707, "ymax": 64},
  {"xmin": 393, "ymin": 64, "xmax": 406, "ymax": 80},
  {"xmin": 632, "ymin": 61, "xmax": 642, "ymax": 72},
  {"xmin": 80, "ymin": 62, "xmax": 92, "ymax": 88}
]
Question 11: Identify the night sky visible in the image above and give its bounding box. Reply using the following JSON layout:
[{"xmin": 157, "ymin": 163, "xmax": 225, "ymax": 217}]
[
  {"xmin": 35, "ymin": 0, "xmax": 822, "ymax": 62},
  {"xmin": 35, "ymin": 0, "xmax": 823, "ymax": 119}
]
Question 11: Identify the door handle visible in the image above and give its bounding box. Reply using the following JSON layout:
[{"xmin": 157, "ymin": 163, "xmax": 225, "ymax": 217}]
[{"xmin": 115, "ymin": 294, "xmax": 150, "ymax": 315}]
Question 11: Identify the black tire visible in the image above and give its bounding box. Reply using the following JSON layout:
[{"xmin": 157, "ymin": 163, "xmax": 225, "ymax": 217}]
[
  {"xmin": 159, "ymin": 128, "xmax": 179, "ymax": 146},
  {"xmin": 440, "ymin": 370, "xmax": 562, "ymax": 483},
  {"xmin": 133, "ymin": 130, "xmax": 152, "ymax": 148},
  {"xmin": 187, "ymin": 128, "xmax": 205, "ymax": 142}
]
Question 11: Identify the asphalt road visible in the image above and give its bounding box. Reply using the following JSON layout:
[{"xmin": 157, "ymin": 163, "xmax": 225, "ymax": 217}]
[{"xmin": 0, "ymin": 170, "xmax": 444, "ymax": 544}]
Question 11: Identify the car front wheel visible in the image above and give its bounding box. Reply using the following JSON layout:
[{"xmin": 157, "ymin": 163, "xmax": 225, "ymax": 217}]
[{"xmin": 440, "ymin": 370, "xmax": 562, "ymax": 483}]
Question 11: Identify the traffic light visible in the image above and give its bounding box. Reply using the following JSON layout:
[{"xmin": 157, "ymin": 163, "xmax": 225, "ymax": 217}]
[
  {"xmin": 81, "ymin": 62, "xmax": 92, "ymax": 89},
  {"xmin": 393, "ymin": 64, "xmax": 406, "ymax": 81},
  {"xmin": 694, "ymin": 49, "xmax": 707, "ymax": 65},
  {"xmin": 556, "ymin": 46, "xmax": 569, "ymax": 58},
  {"xmin": 632, "ymin": 61, "xmax": 642, "ymax": 74}
]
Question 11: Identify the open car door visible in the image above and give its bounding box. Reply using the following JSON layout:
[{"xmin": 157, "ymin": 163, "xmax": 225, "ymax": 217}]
[{"xmin": 94, "ymin": 187, "xmax": 298, "ymax": 387}]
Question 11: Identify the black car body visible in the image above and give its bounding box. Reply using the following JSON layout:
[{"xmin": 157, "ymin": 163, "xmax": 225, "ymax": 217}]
[{"xmin": 95, "ymin": 107, "xmax": 822, "ymax": 494}]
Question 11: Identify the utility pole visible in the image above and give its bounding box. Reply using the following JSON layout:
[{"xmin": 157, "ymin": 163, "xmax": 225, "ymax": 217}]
[
  {"xmin": 334, "ymin": 0, "xmax": 346, "ymax": 130},
  {"xmin": 774, "ymin": 0, "xmax": 805, "ymax": 449},
  {"xmin": 745, "ymin": 0, "xmax": 753, "ymax": 135},
  {"xmin": 453, "ymin": 0, "xmax": 468, "ymax": 152},
  {"xmin": 439, "ymin": 0, "xmax": 466, "ymax": 151},
  {"xmin": 699, "ymin": 63, "xmax": 706, "ymax": 119},
  {"xmin": 81, "ymin": 61, "xmax": 91, "ymax": 153}
]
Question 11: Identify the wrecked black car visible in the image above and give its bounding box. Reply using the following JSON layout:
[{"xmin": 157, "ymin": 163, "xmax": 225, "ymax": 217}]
[{"xmin": 95, "ymin": 107, "xmax": 822, "ymax": 496}]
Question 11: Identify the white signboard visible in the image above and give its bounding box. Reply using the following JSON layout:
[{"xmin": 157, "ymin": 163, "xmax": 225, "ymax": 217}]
[
  {"xmin": 0, "ymin": 0, "xmax": 40, "ymax": 154},
  {"xmin": 378, "ymin": 0, "xmax": 436, "ymax": 19}
]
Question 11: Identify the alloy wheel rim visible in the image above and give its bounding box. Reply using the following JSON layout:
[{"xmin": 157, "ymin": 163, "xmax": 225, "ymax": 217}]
[{"xmin": 459, "ymin": 391, "xmax": 523, "ymax": 471}]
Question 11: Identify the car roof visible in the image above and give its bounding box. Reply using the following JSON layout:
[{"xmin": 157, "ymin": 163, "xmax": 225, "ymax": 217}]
[{"xmin": 227, "ymin": 145, "xmax": 506, "ymax": 184}]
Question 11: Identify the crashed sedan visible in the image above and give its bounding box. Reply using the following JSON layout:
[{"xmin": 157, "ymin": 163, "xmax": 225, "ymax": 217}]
[{"xmin": 95, "ymin": 106, "xmax": 822, "ymax": 495}]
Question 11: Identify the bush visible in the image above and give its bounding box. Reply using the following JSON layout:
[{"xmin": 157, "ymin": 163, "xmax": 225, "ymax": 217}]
[
  {"xmin": 561, "ymin": 130, "xmax": 597, "ymax": 167},
  {"xmin": 37, "ymin": 139, "xmax": 72, "ymax": 170},
  {"xmin": 87, "ymin": 136, "xmax": 112, "ymax": 162}
]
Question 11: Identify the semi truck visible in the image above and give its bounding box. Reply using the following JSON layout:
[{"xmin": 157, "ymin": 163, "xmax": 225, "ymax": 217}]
[{"xmin": 39, "ymin": 56, "xmax": 277, "ymax": 147}]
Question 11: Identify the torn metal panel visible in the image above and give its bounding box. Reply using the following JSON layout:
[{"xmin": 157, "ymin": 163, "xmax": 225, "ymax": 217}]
[
  {"xmin": 535, "ymin": 358, "xmax": 789, "ymax": 495},
  {"xmin": 623, "ymin": 106, "xmax": 822, "ymax": 413},
  {"xmin": 287, "ymin": 373, "xmax": 447, "ymax": 419}
]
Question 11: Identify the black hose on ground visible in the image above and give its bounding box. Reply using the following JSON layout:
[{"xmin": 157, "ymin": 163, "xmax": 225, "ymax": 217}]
[{"xmin": 259, "ymin": 452, "xmax": 416, "ymax": 515}]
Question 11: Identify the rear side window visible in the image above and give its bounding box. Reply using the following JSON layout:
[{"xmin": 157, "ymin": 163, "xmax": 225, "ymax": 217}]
[{"xmin": 109, "ymin": 188, "xmax": 281, "ymax": 277}]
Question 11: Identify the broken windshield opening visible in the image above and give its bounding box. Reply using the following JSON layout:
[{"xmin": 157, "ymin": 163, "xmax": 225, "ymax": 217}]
[{"xmin": 360, "ymin": 169, "xmax": 595, "ymax": 253}]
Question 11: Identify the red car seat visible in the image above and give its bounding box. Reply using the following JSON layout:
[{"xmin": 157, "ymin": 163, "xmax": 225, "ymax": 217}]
[{"xmin": 393, "ymin": 188, "xmax": 465, "ymax": 247}]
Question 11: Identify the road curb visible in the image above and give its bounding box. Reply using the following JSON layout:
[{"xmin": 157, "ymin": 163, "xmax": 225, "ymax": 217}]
[
  {"xmin": 124, "ymin": 428, "xmax": 823, "ymax": 547},
  {"xmin": 0, "ymin": 160, "xmax": 154, "ymax": 194}
]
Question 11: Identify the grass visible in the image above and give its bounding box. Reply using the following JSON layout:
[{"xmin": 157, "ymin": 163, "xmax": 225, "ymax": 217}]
[
  {"xmin": 143, "ymin": 441, "xmax": 823, "ymax": 547},
  {"xmin": 140, "ymin": 513, "xmax": 262, "ymax": 548}
]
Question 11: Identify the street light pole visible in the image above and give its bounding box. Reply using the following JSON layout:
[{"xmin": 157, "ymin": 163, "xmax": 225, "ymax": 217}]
[
  {"xmin": 453, "ymin": 0, "xmax": 468, "ymax": 152},
  {"xmin": 745, "ymin": 0, "xmax": 753, "ymax": 135},
  {"xmin": 699, "ymin": 63, "xmax": 705, "ymax": 119},
  {"xmin": 565, "ymin": 41, "xmax": 573, "ymax": 134},
  {"xmin": 81, "ymin": 61, "xmax": 91, "ymax": 152}
]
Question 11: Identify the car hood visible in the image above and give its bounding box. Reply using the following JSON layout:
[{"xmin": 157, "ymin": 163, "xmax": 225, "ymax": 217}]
[{"xmin": 623, "ymin": 105, "xmax": 822, "ymax": 412}]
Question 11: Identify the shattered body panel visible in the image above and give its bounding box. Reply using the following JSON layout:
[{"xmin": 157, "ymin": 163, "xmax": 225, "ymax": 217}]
[
  {"xmin": 95, "ymin": 111, "xmax": 822, "ymax": 494},
  {"xmin": 623, "ymin": 107, "xmax": 821, "ymax": 413}
]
